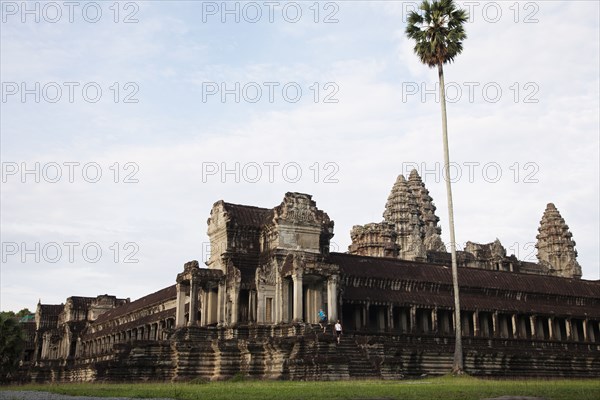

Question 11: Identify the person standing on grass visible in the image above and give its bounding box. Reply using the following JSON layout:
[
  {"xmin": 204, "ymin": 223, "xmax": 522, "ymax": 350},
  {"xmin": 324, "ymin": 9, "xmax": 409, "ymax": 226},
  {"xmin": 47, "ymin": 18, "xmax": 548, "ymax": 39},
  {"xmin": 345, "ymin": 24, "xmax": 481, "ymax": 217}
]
[{"xmin": 334, "ymin": 320, "xmax": 342, "ymax": 344}]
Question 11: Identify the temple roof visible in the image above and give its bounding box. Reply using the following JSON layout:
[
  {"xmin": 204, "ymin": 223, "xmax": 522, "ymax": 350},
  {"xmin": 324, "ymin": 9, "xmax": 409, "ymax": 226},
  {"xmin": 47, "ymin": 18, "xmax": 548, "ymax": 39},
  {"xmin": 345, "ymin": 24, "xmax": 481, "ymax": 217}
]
[
  {"xmin": 38, "ymin": 304, "xmax": 64, "ymax": 316},
  {"xmin": 343, "ymin": 286, "xmax": 599, "ymax": 317},
  {"xmin": 332, "ymin": 252, "xmax": 599, "ymax": 317},
  {"xmin": 93, "ymin": 285, "xmax": 176, "ymax": 324},
  {"xmin": 220, "ymin": 202, "xmax": 273, "ymax": 228},
  {"xmin": 329, "ymin": 252, "xmax": 600, "ymax": 299},
  {"xmin": 85, "ymin": 309, "xmax": 175, "ymax": 340}
]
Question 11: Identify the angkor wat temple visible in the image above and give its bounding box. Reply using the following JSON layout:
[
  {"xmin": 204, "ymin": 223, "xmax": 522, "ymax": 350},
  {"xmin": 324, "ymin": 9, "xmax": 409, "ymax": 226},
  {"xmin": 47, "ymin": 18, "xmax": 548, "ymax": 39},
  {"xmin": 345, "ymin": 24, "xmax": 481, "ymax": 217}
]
[{"xmin": 21, "ymin": 171, "xmax": 600, "ymax": 381}]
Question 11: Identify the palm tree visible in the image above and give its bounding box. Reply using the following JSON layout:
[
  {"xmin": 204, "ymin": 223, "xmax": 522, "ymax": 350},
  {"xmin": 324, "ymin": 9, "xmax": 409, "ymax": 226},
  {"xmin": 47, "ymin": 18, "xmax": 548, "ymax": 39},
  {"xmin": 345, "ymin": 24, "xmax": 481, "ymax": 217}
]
[{"xmin": 405, "ymin": 0, "xmax": 468, "ymax": 374}]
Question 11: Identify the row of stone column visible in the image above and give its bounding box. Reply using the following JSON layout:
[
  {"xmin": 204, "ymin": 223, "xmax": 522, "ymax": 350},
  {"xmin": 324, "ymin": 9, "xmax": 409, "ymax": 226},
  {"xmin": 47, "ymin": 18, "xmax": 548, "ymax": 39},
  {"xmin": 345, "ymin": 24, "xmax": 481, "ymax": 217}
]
[
  {"xmin": 175, "ymin": 274, "xmax": 340, "ymax": 327},
  {"xmin": 471, "ymin": 311, "xmax": 596, "ymax": 341},
  {"xmin": 347, "ymin": 303, "xmax": 599, "ymax": 343},
  {"xmin": 292, "ymin": 273, "xmax": 339, "ymax": 323},
  {"xmin": 81, "ymin": 320, "xmax": 173, "ymax": 357},
  {"xmin": 176, "ymin": 281, "xmax": 222, "ymax": 327}
]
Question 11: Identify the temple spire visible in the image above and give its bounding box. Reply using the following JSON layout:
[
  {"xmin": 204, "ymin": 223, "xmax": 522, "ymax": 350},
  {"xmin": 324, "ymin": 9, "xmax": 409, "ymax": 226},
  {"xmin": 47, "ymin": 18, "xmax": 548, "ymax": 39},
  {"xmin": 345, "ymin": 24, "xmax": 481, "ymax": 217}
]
[
  {"xmin": 383, "ymin": 174, "xmax": 425, "ymax": 260},
  {"xmin": 535, "ymin": 203, "xmax": 582, "ymax": 279},
  {"xmin": 407, "ymin": 169, "xmax": 446, "ymax": 252}
]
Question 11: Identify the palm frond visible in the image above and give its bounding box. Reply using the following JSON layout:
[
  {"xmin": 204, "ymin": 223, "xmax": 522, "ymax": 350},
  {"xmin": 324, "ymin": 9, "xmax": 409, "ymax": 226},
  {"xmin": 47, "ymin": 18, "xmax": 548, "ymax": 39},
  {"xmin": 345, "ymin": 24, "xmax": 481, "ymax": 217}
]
[{"xmin": 405, "ymin": 0, "xmax": 468, "ymax": 67}]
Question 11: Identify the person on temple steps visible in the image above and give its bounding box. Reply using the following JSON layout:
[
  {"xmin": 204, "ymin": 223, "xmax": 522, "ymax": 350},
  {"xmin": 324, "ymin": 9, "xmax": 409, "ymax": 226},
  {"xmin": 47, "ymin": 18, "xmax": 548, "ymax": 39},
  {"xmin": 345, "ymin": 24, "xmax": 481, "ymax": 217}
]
[
  {"xmin": 318, "ymin": 308, "xmax": 327, "ymax": 332},
  {"xmin": 334, "ymin": 320, "xmax": 342, "ymax": 344}
]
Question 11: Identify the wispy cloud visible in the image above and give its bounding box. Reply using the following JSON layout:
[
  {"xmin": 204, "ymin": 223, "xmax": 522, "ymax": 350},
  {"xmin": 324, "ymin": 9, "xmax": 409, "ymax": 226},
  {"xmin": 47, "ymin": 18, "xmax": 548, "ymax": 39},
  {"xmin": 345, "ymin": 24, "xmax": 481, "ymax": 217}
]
[{"xmin": 1, "ymin": 1, "xmax": 598, "ymax": 311}]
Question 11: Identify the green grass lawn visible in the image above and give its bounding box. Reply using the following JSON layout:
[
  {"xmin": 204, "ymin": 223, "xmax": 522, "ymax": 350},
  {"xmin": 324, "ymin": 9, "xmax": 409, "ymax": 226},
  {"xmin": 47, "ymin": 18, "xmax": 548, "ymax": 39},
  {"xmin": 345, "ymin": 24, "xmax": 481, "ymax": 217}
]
[{"xmin": 2, "ymin": 376, "xmax": 599, "ymax": 400}]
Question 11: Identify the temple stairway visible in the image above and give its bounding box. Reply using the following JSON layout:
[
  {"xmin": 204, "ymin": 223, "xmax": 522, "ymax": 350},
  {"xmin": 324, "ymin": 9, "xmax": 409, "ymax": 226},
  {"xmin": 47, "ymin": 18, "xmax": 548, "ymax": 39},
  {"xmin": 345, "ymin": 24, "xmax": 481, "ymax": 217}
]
[{"xmin": 285, "ymin": 324, "xmax": 405, "ymax": 379}]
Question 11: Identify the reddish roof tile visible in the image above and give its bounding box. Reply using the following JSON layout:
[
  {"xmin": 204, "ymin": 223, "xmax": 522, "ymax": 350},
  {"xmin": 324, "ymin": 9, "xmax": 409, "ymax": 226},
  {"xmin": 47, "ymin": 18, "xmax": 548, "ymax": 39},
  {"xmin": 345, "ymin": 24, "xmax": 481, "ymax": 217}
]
[
  {"xmin": 93, "ymin": 285, "xmax": 176, "ymax": 324},
  {"xmin": 84, "ymin": 309, "xmax": 175, "ymax": 340},
  {"xmin": 329, "ymin": 252, "xmax": 600, "ymax": 299},
  {"xmin": 222, "ymin": 202, "xmax": 273, "ymax": 228},
  {"xmin": 343, "ymin": 286, "xmax": 600, "ymax": 318}
]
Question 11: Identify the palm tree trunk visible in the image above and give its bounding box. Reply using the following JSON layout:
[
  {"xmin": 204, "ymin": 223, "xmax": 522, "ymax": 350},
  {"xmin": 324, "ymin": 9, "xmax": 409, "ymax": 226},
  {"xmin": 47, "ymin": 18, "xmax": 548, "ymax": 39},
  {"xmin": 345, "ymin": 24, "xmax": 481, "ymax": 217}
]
[{"xmin": 438, "ymin": 62, "xmax": 464, "ymax": 374}]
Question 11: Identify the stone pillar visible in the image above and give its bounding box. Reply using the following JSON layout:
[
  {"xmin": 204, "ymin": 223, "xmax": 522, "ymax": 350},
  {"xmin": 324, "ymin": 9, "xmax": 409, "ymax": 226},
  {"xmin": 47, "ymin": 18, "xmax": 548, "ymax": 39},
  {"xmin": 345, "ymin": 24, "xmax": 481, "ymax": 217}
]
[
  {"xmin": 210, "ymin": 288, "xmax": 217, "ymax": 325},
  {"xmin": 217, "ymin": 281, "xmax": 225, "ymax": 325},
  {"xmin": 583, "ymin": 319, "xmax": 589, "ymax": 342},
  {"xmin": 188, "ymin": 280, "xmax": 199, "ymax": 326},
  {"xmin": 292, "ymin": 272, "xmax": 303, "ymax": 322},
  {"xmin": 257, "ymin": 290, "xmax": 264, "ymax": 323},
  {"xmin": 548, "ymin": 317, "xmax": 554, "ymax": 340},
  {"xmin": 208, "ymin": 288, "xmax": 218, "ymax": 325},
  {"xmin": 566, "ymin": 318, "xmax": 572, "ymax": 341},
  {"xmin": 175, "ymin": 283, "xmax": 187, "ymax": 328},
  {"xmin": 388, "ymin": 306, "xmax": 394, "ymax": 331},
  {"xmin": 473, "ymin": 311, "xmax": 480, "ymax": 337},
  {"xmin": 249, "ymin": 290, "xmax": 256, "ymax": 323},
  {"xmin": 200, "ymin": 288, "xmax": 207, "ymax": 326},
  {"xmin": 511, "ymin": 314, "xmax": 518, "ymax": 339},
  {"xmin": 315, "ymin": 287, "xmax": 323, "ymax": 322},
  {"xmin": 327, "ymin": 275, "xmax": 339, "ymax": 323},
  {"xmin": 588, "ymin": 321, "xmax": 597, "ymax": 342},
  {"xmin": 363, "ymin": 303, "xmax": 369, "ymax": 329},
  {"xmin": 530, "ymin": 316, "xmax": 537, "ymax": 339},
  {"xmin": 231, "ymin": 287, "xmax": 239, "ymax": 325},
  {"xmin": 410, "ymin": 306, "xmax": 417, "ymax": 333},
  {"xmin": 492, "ymin": 312, "xmax": 499, "ymax": 338},
  {"xmin": 281, "ymin": 280, "xmax": 289, "ymax": 323},
  {"xmin": 275, "ymin": 274, "xmax": 282, "ymax": 323},
  {"xmin": 304, "ymin": 287, "xmax": 313, "ymax": 323},
  {"xmin": 431, "ymin": 308, "xmax": 438, "ymax": 333}
]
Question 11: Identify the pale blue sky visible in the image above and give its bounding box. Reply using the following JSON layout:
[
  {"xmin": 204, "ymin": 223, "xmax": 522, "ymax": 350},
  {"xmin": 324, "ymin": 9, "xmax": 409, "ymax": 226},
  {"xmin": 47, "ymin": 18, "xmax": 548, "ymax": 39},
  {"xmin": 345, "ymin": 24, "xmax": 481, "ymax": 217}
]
[{"xmin": 1, "ymin": 1, "xmax": 599, "ymax": 311}]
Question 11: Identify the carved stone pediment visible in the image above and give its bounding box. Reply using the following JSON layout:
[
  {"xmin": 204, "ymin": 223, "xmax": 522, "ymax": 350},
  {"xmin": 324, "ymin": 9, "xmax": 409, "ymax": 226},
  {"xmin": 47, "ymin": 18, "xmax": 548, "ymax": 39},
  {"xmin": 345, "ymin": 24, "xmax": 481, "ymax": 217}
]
[
  {"xmin": 256, "ymin": 260, "xmax": 277, "ymax": 286},
  {"xmin": 226, "ymin": 263, "xmax": 242, "ymax": 287},
  {"xmin": 274, "ymin": 192, "xmax": 326, "ymax": 226},
  {"xmin": 207, "ymin": 201, "xmax": 230, "ymax": 236}
]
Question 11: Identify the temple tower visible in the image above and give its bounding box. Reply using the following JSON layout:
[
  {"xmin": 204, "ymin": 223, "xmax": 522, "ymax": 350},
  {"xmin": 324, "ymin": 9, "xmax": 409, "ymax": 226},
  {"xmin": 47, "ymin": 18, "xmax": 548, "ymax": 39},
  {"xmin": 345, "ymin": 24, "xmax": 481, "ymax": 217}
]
[
  {"xmin": 407, "ymin": 169, "xmax": 447, "ymax": 252},
  {"xmin": 535, "ymin": 203, "xmax": 582, "ymax": 279},
  {"xmin": 348, "ymin": 222, "xmax": 399, "ymax": 258},
  {"xmin": 383, "ymin": 174, "xmax": 425, "ymax": 261}
]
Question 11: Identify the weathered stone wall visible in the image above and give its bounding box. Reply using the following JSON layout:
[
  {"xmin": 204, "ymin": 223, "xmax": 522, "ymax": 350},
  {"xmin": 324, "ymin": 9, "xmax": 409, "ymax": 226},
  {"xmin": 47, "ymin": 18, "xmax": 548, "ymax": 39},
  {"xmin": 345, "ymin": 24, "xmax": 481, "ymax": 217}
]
[{"xmin": 24, "ymin": 324, "xmax": 600, "ymax": 382}]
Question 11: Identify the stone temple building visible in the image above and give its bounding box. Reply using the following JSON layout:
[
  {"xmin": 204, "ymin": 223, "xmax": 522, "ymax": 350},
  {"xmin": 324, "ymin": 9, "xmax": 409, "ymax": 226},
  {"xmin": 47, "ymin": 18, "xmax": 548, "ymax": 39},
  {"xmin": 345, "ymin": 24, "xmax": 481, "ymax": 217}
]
[{"xmin": 22, "ymin": 171, "xmax": 599, "ymax": 382}]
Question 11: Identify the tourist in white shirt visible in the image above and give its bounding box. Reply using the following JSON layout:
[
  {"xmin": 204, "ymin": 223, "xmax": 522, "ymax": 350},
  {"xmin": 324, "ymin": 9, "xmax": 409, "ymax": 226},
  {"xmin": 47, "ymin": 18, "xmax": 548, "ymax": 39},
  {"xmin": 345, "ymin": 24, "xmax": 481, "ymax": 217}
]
[{"xmin": 334, "ymin": 320, "xmax": 342, "ymax": 344}]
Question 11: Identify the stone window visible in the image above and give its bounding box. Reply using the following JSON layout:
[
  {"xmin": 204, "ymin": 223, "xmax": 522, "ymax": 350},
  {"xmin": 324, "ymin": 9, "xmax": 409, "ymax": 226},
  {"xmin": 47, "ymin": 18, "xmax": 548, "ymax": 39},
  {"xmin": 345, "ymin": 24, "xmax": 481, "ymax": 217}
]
[
  {"xmin": 589, "ymin": 320, "xmax": 600, "ymax": 343},
  {"xmin": 552, "ymin": 318, "xmax": 567, "ymax": 341},
  {"xmin": 535, "ymin": 317, "xmax": 550, "ymax": 340},
  {"xmin": 516, "ymin": 315, "xmax": 532, "ymax": 339},
  {"xmin": 393, "ymin": 307, "xmax": 411, "ymax": 333},
  {"xmin": 478, "ymin": 312, "xmax": 493, "ymax": 337},
  {"xmin": 571, "ymin": 319, "xmax": 585, "ymax": 342},
  {"xmin": 415, "ymin": 308, "xmax": 432, "ymax": 333}
]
